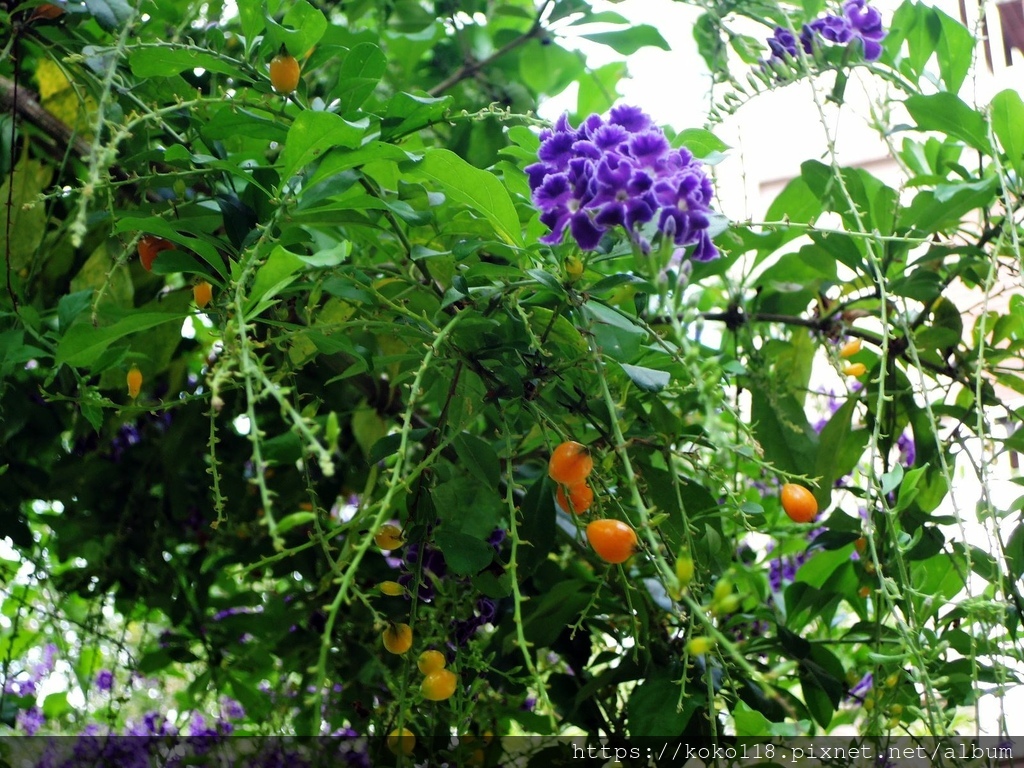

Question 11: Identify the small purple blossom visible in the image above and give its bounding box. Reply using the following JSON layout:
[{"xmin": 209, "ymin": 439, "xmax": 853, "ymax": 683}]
[
  {"xmin": 17, "ymin": 706, "xmax": 45, "ymax": 735},
  {"xmin": 221, "ymin": 696, "xmax": 246, "ymax": 720},
  {"xmin": 95, "ymin": 669, "xmax": 114, "ymax": 692},
  {"xmin": 526, "ymin": 107, "xmax": 720, "ymax": 259},
  {"xmin": 897, "ymin": 431, "xmax": 915, "ymax": 467},
  {"xmin": 849, "ymin": 672, "xmax": 873, "ymax": 700}
]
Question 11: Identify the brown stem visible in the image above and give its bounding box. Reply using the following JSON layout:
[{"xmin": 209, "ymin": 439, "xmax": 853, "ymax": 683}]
[{"xmin": 427, "ymin": 2, "xmax": 552, "ymax": 97}]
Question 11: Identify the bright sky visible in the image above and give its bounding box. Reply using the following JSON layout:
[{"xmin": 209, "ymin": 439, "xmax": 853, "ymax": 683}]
[{"xmin": 538, "ymin": 0, "xmax": 711, "ymax": 130}]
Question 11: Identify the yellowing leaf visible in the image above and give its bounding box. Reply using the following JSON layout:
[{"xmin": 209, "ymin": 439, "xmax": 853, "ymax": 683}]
[
  {"xmin": 0, "ymin": 157, "xmax": 52, "ymax": 272},
  {"xmin": 35, "ymin": 59, "xmax": 93, "ymax": 135}
]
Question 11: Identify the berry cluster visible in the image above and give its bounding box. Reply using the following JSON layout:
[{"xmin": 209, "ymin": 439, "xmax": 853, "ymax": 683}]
[{"xmin": 526, "ymin": 106, "xmax": 719, "ymax": 259}]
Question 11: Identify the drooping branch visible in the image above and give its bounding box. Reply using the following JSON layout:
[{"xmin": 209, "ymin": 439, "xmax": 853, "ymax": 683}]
[{"xmin": 427, "ymin": 1, "xmax": 554, "ymax": 97}]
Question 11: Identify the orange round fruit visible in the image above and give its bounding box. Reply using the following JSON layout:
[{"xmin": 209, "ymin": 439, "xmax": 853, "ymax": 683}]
[
  {"xmin": 839, "ymin": 338, "xmax": 862, "ymax": 358},
  {"xmin": 843, "ymin": 362, "xmax": 867, "ymax": 377},
  {"xmin": 585, "ymin": 519, "xmax": 637, "ymax": 564},
  {"xmin": 127, "ymin": 366, "xmax": 143, "ymax": 400},
  {"xmin": 374, "ymin": 524, "xmax": 404, "ymax": 550},
  {"xmin": 548, "ymin": 441, "xmax": 593, "ymax": 485},
  {"xmin": 386, "ymin": 728, "xmax": 415, "ymax": 756},
  {"xmin": 417, "ymin": 649, "xmax": 446, "ymax": 675},
  {"xmin": 421, "ymin": 668, "xmax": 458, "ymax": 701},
  {"xmin": 780, "ymin": 483, "xmax": 818, "ymax": 523},
  {"xmin": 138, "ymin": 235, "xmax": 175, "ymax": 271},
  {"xmin": 381, "ymin": 622, "xmax": 413, "ymax": 655},
  {"xmin": 555, "ymin": 482, "xmax": 593, "ymax": 514},
  {"xmin": 269, "ymin": 52, "xmax": 301, "ymax": 94},
  {"xmin": 193, "ymin": 280, "xmax": 213, "ymax": 309}
]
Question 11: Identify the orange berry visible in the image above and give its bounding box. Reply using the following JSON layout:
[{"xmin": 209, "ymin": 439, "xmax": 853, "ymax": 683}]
[
  {"xmin": 382, "ymin": 622, "xmax": 412, "ymax": 654},
  {"xmin": 417, "ymin": 650, "xmax": 446, "ymax": 675},
  {"xmin": 127, "ymin": 366, "xmax": 143, "ymax": 400},
  {"xmin": 780, "ymin": 483, "xmax": 818, "ymax": 523},
  {"xmin": 421, "ymin": 668, "xmax": 458, "ymax": 701},
  {"xmin": 386, "ymin": 728, "xmax": 415, "ymax": 756},
  {"xmin": 374, "ymin": 524, "xmax": 404, "ymax": 550},
  {"xmin": 585, "ymin": 519, "xmax": 637, "ymax": 564},
  {"xmin": 548, "ymin": 441, "xmax": 593, "ymax": 485},
  {"xmin": 843, "ymin": 362, "xmax": 867, "ymax": 377},
  {"xmin": 193, "ymin": 280, "xmax": 213, "ymax": 309},
  {"xmin": 839, "ymin": 338, "xmax": 862, "ymax": 358},
  {"xmin": 555, "ymin": 482, "xmax": 594, "ymax": 514},
  {"xmin": 378, "ymin": 581, "xmax": 404, "ymax": 596},
  {"xmin": 269, "ymin": 52, "xmax": 301, "ymax": 94}
]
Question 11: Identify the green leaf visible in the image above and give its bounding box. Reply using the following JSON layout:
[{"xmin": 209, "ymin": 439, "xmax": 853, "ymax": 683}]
[
  {"xmin": 814, "ymin": 398, "xmax": 865, "ymax": 510},
  {"xmin": 351, "ymin": 404, "xmax": 388, "ymax": 460},
  {"xmin": 381, "ymin": 92, "xmax": 452, "ymax": 140},
  {"xmin": 56, "ymin": 311, "xmax": 185, "ymax": 368},
  {"xmin": 274, "ymin": 512, "xmax": 317, "ymax": 535},
  {"xmin": 242, "ymin": 246, "xmax": 305, "ymax": 318},
  {"xmin": 935, "ymin": 10, "xmax": 974, "ymax": 94},
  {"xmin": 453, "ymin": 433, "xmax": 501, "ymax": 488},
  {"xmin": 236, "ymin": 0, "xmax": 265, "ymax": 47},
  {"xmin": 367, "ymin": 428, "xmax": 432, "ymax": 464},
  {"xmin": 576, "ymin": 62, "xmax": 626, "ymax": 118},
  {"xmin": 904, "ymin": 93, "xmax": 992, "ymax": 153},
  {"xmin": 519, "ymin": 39, "xmax": 586, "ymax": 97},
  {"xmin": 130, "ymin": 48, "xmax": 244, "ymax": 78},
  {"xmin": 432, "ymin": 476, "xmax": 503, "ymax": 538},
  {"xmin": 433, "ymin": 527, "xmax": 494, "ymax": 576},
  {"xmin": 57, "ymin": 290, "xmax": 93, "ymax": 333},
  {"xmin": 582, "ymin": 302, "xmax": 644, "ymax": 362},
  {"xmin": 619, "ymin": 363, "xmax": 669, "ymax": 393},
  {"xmin": 85, "ymin": 0, "xmax": 133, "ymax": 30},
  {"xmin": 524, "ymin": 308, "xmax": 588, "ymax": 362},
  {"xmin": 675, "ymin": 128, "xmax": 730, "ymax": 159},
  {"xmin": 765, "ymin": 176, "xmax": 822, "ymax": 225},
  {"xmin": 750, "ymin": 388, "xmax": 819, "ymax": 478},
  {"xmin": 991, "ymin": 89, "xmax": 1024, "ymax": 177},
  {"xmin": 520, "ymin": 579, "xmax": 593, "ymax": 647},
  {"xmin": 732, "ymin": 699, "xmax": 775, "ymax": 737},
  {"xmin": 517, "ymin": 475, "xmax": 556, "ymax": 578},
  {"xmin": 880, "ymin": 464, "xmax": 904, "ymax": 496},
  {"xmin": 581, "ymin": 25, "xmax": 670, "ymax": 56},
  {"xmin": 332, "ymin": 43, "xmax": 387, "ymax": 113},
  {"xmin": 404, "ymin": 148, "xmax": 522, "ymax": 245},
  {"xmin": 627, "ymin": 676, "xmax": 699, "ymax": 737},
  {"xmin": 266, "ymin": 0, "xmax": 328, "ymax": 57},
  {"xmin": 281, "ymin": 112, "xmax": 369, "ymax": 180}
]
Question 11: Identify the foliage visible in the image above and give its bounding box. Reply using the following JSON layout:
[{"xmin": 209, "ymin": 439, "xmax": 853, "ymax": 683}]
[{"xmin": 1, "ymin": 0, "xmax": 1023, "ymax": 763}]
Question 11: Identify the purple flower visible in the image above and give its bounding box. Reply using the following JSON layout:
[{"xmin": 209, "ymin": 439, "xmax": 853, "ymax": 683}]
[
  {"xmin": 526, "ymin": 107, "xmax": 719, "ymax": 259},
  {"xmin": 221, "ymin": 696, "xmax": 246, "ymax": 720},
  {"xmin": 897, "ymin": 431, "xmax": 915, "ymax": 467},
  {"xmin": 95, "ymin": 669, "xmax": 114, "ymax": 691},
  {"xmin": 843, "ymin": 0, "xmax": 886, "ymax": 59},
  {"xmin": 767, "ymin": 27, "xmax": 800, "ymax": 58},
  {"xmin": 764, "ymin": 1, "xmax": 885, "ymax": 66},
  {"xmin": 849, "ymin": 672, "xmax": 873, "ymax": 700},
  {"xmin": 17, "ymin": 706, "xmax": 45, "ymax": 735}
]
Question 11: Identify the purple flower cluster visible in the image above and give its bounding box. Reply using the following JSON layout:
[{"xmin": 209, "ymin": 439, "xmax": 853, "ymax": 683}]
[
  {"xmin": 765, "ymin": 0, "xmax": 886, "ymax": 64},
  {"xmin": 526, "ymin": 106, "xmax": 719, "ymax": 259}
]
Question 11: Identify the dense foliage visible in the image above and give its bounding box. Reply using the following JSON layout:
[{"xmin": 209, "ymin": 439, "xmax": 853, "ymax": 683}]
[{"xmin": 1, "ymin": 0, "xmax": 1023, "ymax": 764}]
